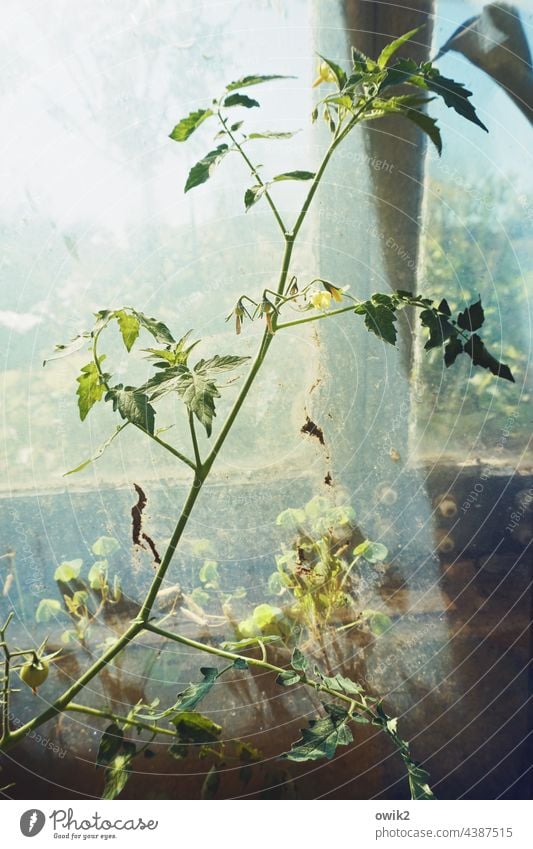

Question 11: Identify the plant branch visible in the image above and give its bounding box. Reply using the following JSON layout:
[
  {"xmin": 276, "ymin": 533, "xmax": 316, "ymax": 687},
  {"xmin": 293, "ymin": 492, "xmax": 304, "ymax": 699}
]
[
  {"xmin": 218, "ymin": 111, "xmax": 287, "ymax": 236},
  {"xmin": 66, "ymin": 702, "xmax": 176, "ymax": 738},
  {"xmin": 188, "ymin": 411, "xmax": 202, "ymax": 469},
  {"xmin": 276, "ymin": 304, "xmax": 355, "ymax": 330},
  {"xmin": 92, "ymin": 330, "xmax": 196, "ymax": 471}
]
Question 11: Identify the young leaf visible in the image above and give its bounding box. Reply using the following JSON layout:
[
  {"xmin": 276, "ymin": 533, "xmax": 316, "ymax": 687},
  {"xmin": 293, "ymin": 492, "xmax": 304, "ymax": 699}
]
[
  {"xmin": 114, "ymin": 310, "xmax": 140, "ymax": 352},
  {"xmin": 291, "ymin": 647, "xmax": 308, "ymax": 671},
  {"xmin": 464, "ymin": 334, "xmax": 515, "ymax": 382},
  {"xmin": 184, "ymin": 144, "xmax": 230, "ymax": 193},
  {"xmin": 377, "ymin": 27, "xmax": 422, "ymax": 70},
  {"xmin": 194, "ymin": 354, "xmax": 250, "ymax": 374},
  {"xmin": 317, "ymin": 54, "xmax": 347, "ymax": 89},
  {"xmin": 172, "ymin": 667, "xmax": 220, "ymax": 712},
  {"xmin": 223, "ymin": 93, "xmax": 259, "ymax": 109},
  {"xmin": 105, "ymin": 385, "xmax": 156, "ymax": 434},
  {"xmin": 402, "ymin": 108, "xmax": 442, "ymax": 155},
  {"xmin": 354, "ymin": 540, "xmax": 388, "ymax": 563},
  {"xmin": 132, "ymin": 311, "xmax": 175, "ymax": 345},
  {"xmin": 244, "ymin": 184, "xmax": 267, "ymax": 211},
  {"xmin": 276, "ymin": 669, "xmax": 301, "ymax": 687},
  {"xmin": 54, "ymin": 559, "xmax": 83, "ymax": 582},
  {"xmin": 248, "ymin": 130, "xmax": 298, "ymax": 140},
  {"xmin": 176, "ymin": 369, "xmax": 220, "ymax": 437},
  {"xmin": 282, "ymin": 703, "xmax": 353, "ymax": 762},
  {"xmin": 92, "ymin": 536, "xmax": 120, "ymax": 556},
  {"xmin": 423, "ymin": 70, "xmax": 488, "ymax": 132},
  {"xmin": 457, "ymin": 298, "xmax": 484, "ymax": 332},
  {"xmin": 35, "ymin": 598, "xmax": 62, "ymax": 623},
  {"xmin": 169, "ymin": 108, "xmax": 213, "ymax": 142},
  {"xmin": 272, "ymin": 170, "xmax": 315, "ymax": 182},
  {"xmin": 76, "ymin": 359, "xmax": 107, "ymax": 421},
  {"xmin": 225, "ymin": 74, "xmax": 294, "ymax": 91},
  {"xmin": 43, "ymin": 333, "xmax": 90, "ymax": 365}
]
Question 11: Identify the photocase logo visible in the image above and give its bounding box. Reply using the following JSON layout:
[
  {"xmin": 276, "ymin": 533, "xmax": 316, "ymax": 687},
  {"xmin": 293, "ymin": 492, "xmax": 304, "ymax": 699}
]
[{"xmin": 20, "ymin": 809, "xmax": 46, "ymax": 837}]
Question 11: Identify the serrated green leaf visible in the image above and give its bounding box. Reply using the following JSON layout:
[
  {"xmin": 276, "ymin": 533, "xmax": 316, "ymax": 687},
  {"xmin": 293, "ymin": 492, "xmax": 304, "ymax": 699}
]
[
  {"xmin": 282, "ymin": 704, "xmax": 353, "ymax": 762},
  {"xmin": 380, "ymin": 57, "xmax": 419, "ymax": 90},
  {"xmin": 457, "ymin": 298, "xmax": 484, "ymax": 332},
  {"xmin": 402, "ymin": 108, "xmax": 442, "ymax": 155},
  {"xmin": 377, "ymin": 27, "xmax": 421, "ymax": 70},
  {"xmin": 143, "ymin": 354, "xmax": 248, "ymax": 436},
  {"xmin": 115, "ymin": 310, "xmax": 140, "ymax": 352},
  {"xmin": 355, "ymin": 301, "xmax": 398, "ymax": 345},
  {"xmin": 423, "ymin": 70, "xmax": 488, "ymax": 132},
  {"xmin": 195, "ymin": 354, "xmax": 250, "ymax": 374},
  {"xmin": 172, "ymin": 668, "xmax": 220, "ymax": 713},
  {"xmin": 244, "ymin": 184, "xmax": 267, "ymax": 211},
  {"xmin": 272, "ymin": 170, "xmax": 315, "ymax": 182},
  {"xmin": 184, "ymin": 144, "xmax": 230, "ymax": 193},
  {"xmin": 54, "ymin": 559, "xmax": 83, "ymax": 583},
  {"xmin": 35, "ymin": 598, "xmax": 62, "ymax": 623},
  {"xmin": 179, "ymin": 369, "xmax": 219, "ymax": 436},
  {"xmin": 464, "ymin": 334, "xmax": 515, "ymax": 382},
  {"xmin": 105, "ymin": 385, "xmax": 156, "ymax": 434},
  {"xmin": 225, "ymin": 74, "xmax": 294, "ymax": 92},
  {"xmin": 76, "ymin": 359, "xmax": 107, "ymax": 421},
  {"xmin": 169, "ymin": 108, "xmax": 213, "ymax": 142},
  {"xmin": 223, "ymin": 93, "xmax": 259, "ymax": 109},
  {"xmin": 132, "ymin": 311, "xmax": 175, "ymax": 344}
]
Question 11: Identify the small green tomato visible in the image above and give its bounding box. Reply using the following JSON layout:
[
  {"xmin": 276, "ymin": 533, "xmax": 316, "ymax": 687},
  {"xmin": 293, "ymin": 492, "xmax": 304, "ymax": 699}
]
[{"xmin": 20, "ymin": 658, "xmax": 49, "ymax": 694}]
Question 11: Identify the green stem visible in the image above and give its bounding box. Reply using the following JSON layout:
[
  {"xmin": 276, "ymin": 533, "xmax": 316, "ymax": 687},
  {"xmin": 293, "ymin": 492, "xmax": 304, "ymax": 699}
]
[
  {"xmin": 218, "ymin": 112, "xmax": 287, "ymax": 236},
  {"xmin": 188, "ymin": 411, "xmax": 202, "ymax": 470},
  {"xmin": 145, "ymin": 622, "xmax": 374, "ymax": 719},
  {"xmin": 1, "ymin": 99, "xmax": 362, "ymax": 753},
  {"xmin": 66, "ymin": 702, "xmax": 175, "ymax": 738},
  {"xmin": 276, "ymin": 304, "xmax": 355, "ymax": 330}
]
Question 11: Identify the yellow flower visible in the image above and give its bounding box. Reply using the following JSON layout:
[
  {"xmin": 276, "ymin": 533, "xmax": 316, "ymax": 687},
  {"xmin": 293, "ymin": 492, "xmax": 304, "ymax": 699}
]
[
  {"xmin": 322, "ymin": 282, "xmax": 343, "ymax": 302},
  {"xmin": 312, "ymin": 61, "xmax": 337, "ymax": 88},
  {"xmin": 310, "ymin": 291, "xmax": 332, "ymax": 310}
]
